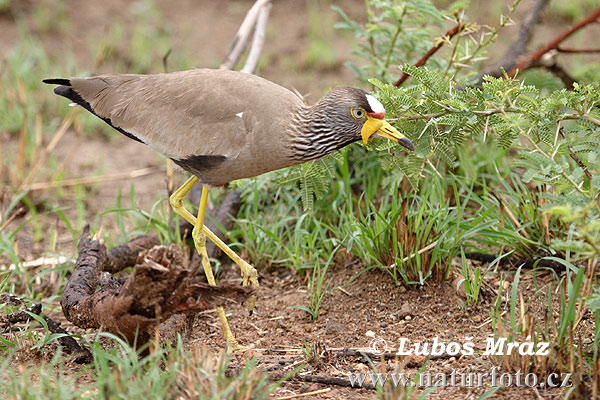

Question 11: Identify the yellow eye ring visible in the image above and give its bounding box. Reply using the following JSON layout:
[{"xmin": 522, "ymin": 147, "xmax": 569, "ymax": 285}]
[{"xmin": 351, "ymin": 108, "xmax": 366, "ymax": 120}]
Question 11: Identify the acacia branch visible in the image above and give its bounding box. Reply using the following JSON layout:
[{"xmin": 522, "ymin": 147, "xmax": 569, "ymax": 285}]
[
  {"xmin": 508, "ymin": 6, "xmax": 600, "ymax": 77},
  {"xmin": 393, "ymin": 22, "xmax": 466, "ymax": 86},
  {"xmin": 479, "ymin": 0, "xmax": 549, "ymax": 79}
]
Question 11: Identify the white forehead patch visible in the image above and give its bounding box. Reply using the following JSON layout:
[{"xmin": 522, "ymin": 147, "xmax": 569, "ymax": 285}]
[{"xmin": 366, "ymin": 94, "xmax": 385, "ymax": 113}]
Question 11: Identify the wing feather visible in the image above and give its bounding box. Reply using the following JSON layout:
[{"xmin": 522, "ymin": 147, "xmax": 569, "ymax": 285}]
[{"xmin": 68, "ymin": 69, "xmax": 302, "ymax": 160}]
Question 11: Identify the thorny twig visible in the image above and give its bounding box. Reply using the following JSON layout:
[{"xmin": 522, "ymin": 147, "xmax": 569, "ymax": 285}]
[{"xmin": 394, "ymin": 22, "xmax": 466, "ymax": 86}]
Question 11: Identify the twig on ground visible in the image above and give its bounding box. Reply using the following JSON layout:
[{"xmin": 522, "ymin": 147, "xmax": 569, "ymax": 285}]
[
  {"xmin": 1, "ymin": 301, "xmax": 92, "ymax": 364},
  {"xmin": 464, "ymin": 252, "xmax": 568, "ymax": 271},
  {"xmin": 491, "ymin": 192, "xmax": 531, "ymax": 239},
  {"xmin": 276, "ymin": 373, "xmax": 375, "ymax": 390},
  {"xmin": 43, "ymin": 316, "xmax": 93, "ymax": 364},
  {"xmin": 275, "ymin": 388, "xmax": 331, "ymax": 399},
  {"xmin": 28, "ymin": 167, "xmax": 162, "ymax": 191}
]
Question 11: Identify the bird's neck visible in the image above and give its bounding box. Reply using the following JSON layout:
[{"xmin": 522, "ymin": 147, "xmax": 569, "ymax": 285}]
[{"xmin": 288, "ymin": 104, "xmax": 357, "ymax": 162}]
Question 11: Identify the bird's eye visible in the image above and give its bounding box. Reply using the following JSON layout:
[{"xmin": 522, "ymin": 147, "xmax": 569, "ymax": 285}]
[{"xmin": 351, "ymin": 108, "xmax": 366, "ymax": 119}]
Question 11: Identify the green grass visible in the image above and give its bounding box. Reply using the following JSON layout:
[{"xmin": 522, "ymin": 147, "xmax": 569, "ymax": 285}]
[
  {"xmin": 0, "ymin": 334, "xmax": 280, "ymax": 399},
  {"xmin": 1, "ymin": 0, "xmax": 599, "ymax": 397}
]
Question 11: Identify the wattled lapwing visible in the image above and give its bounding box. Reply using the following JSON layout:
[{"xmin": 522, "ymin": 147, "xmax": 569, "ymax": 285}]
[{"xmin": 44, "ymin": 69, "xmax": 414, "ymax": 350}]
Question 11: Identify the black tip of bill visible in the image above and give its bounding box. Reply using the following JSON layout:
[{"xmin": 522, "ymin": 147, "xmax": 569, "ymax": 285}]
[{"xmin": 398, "ymin": 137, "xmax": 415, "ymax": 151}]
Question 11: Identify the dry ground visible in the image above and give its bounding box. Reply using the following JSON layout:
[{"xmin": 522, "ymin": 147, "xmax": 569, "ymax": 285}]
[{"xmin": 1, "ymin": 0, "xmax": 596, "ymax": 398}]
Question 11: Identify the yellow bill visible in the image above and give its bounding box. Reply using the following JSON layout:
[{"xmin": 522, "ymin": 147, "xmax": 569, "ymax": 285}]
[{"xmin": 361, "ymin": 115, "xmax": 414, "ymax": 150}]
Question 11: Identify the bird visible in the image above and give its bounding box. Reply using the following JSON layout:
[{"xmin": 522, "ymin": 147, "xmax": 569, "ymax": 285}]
[{"xmin": 44, "ymin": 68, "xmax": 414, "ymax": 350}]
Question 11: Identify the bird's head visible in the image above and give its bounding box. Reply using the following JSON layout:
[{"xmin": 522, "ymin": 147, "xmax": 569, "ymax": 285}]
[{"xmin": 316, "ymin": 87, "xmax": 414, "ymax": 151}]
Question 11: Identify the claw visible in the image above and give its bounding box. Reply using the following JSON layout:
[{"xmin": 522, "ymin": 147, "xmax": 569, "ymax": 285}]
[{"xmin": 225, "ymin": 340, "xmax": 252, "ymax": 354}]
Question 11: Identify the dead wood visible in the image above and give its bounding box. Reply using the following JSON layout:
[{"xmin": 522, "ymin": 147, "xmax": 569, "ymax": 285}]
[
  {"xmin": 464, "ymin": 252, "xmax": 569, "ymax": 271},
  {"xmin": 43, "ymin": 315, "xmax": 93, "ymax": 363},
  {"xmin": 104, "ymin": 234, "xmax": 160, "ymax": 273},
  {"xmin": 100, "ymin": 188, "xmax": 241, "ymax": 275},
  {"xmin": 61, "ymin": 225, "xmax": 254, "ymax": 346},
  {"xmin": 292, "ymin": 374, "xmax": 375, "ymax": 390},
  {"xmin": 0, "ymin": 299, "xmax": 92, "ymax": 364}
]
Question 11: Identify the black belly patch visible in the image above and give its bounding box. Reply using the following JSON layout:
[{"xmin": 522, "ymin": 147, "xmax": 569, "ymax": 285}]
[{"xmin": 173, "ymin": 154, "xmax": 227, "ymax": 173}]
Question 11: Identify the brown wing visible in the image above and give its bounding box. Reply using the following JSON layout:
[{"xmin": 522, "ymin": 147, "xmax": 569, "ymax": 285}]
[{"xmin": 62, "ymin": 69, "xmax": 303, "ymax": 161}]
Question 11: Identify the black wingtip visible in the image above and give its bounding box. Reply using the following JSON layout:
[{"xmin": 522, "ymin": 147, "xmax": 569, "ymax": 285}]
[{"xmin": 42, "ymin": 78, "xmax": 71, "ymax": 86}]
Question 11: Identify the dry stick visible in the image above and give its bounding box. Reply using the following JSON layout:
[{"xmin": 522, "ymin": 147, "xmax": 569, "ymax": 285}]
[
  {"xmin": 393, "ymin": 23, "xmax": 466, "ymax": 87},
  {"xmin": 19, "ymin": 110, "xmax": 76, "ymax": 190},
  {"xmin": 386, "ymin": 239, "xmax": 439, "ymax": 269},
  {"xmin": 43, "ymin": 315, "xmax": 93, "ymax": 364},
  {"xmin": 556, "ymin": 47, "xmax": 600, "ymax": 53},
  {"xmin": 491, "ymin": 192, "xmax": 530, "ymax": 239},
  {"xmin": 0, "ymin": 207, "xmax": 25, "ymax": 233},
  {"xmin": 2, "ymin": 303, "xmax": 93, "ymax": 364},
  {"xmin": 275, "ymin": 388, "xmax": 331, "ymax": 400},
  {"xmin": 241, "ymin": 1, "xmax": 272, "ymax": 74},
  {"xmin": 285, "ymin": 374, "xmax": 374, "ymax": 390},
  {"xmin": 508, "ymin": 6, "xmax": 600, "ymax": 77},
  {"xmin": 220, "ymin": 0, "xmax": 271, "ymax": 70},
  {"xmin": 27, "ymin": 166, "xmax": 162, "ymax": 191}
]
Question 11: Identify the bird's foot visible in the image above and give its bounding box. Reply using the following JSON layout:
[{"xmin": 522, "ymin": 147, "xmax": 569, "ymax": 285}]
[
  {"xmin": 216, "ymin": 306, "xmax": 251, "ymax": 353},
  {"xmin": 225, "ymin": 337, "xmax": 252, "ymax": 354},
  {"xmin": 237, "ymin": 260, "xmax": 258, "ymax": 314},
  {"xmin": 238, "ymin": 259, "xmax": 259, "ymax": 287}
]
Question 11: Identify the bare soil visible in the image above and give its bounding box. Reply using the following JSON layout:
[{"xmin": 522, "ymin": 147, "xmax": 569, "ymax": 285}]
[{"xmin": 2, "ymin": 1, "xmax": 597, "ymax": 398}]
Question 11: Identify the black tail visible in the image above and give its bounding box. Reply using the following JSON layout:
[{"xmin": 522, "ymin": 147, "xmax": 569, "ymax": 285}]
[
  {"xmin": 42, "ymin": 78, "xmax": 71, "ymax": 86},
  {"xmin": 43, "ymin": 78, "xmax": 86, "ymax": 107}
]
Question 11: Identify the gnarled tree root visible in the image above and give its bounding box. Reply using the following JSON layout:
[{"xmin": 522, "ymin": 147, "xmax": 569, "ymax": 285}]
[{"xmin": 61, "ymin": 224, "xmax": 254, "ymax": 346}]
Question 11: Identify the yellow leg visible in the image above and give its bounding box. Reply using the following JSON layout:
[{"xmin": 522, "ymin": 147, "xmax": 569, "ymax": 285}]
[
  {"xmin": 169, "ymin": 177, "xmax": 259, "ymax": 289},
  {"xmin": 169, "ymin": 177, "xmax": 258, "ymax": 351},
  {"xmin": 169, "ymin": 176, "xmax": 200, "ymax": 225}
]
